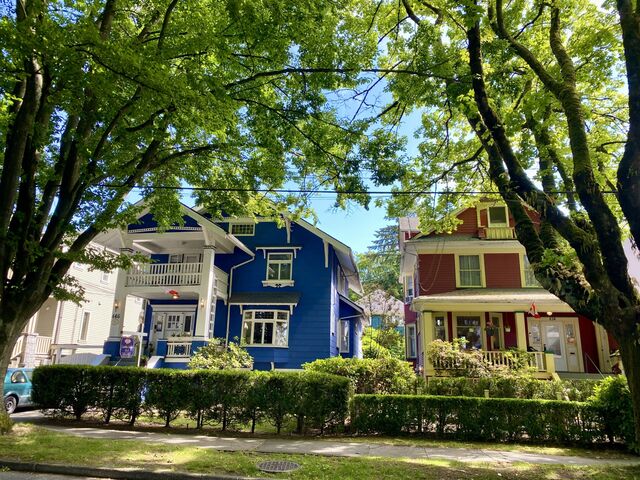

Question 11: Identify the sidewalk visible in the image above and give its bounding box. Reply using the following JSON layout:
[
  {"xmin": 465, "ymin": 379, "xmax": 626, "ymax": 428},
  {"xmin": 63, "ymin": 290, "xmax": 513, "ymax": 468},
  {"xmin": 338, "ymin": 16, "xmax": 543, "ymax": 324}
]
[{"xmin": 37, "ymin": 423, "xmax": 640, "ymax": 467}]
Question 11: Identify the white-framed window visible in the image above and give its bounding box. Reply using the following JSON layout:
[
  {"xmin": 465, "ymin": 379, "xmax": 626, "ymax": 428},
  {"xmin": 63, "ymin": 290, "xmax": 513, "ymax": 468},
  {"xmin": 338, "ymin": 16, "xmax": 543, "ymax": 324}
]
[
  {"xmin": 406, "ymin": 324, "xmax": 417, "ymax": 358},
  {"xmin": 338, "ymin": 319, "xmax": 350, "ymax": 353},
  {"xmin": 522, "ymin": 255, "xmax": 539, "ymax": 287},
  {"xmin": 488, "ymin": 206, "xmax": 508, "ymax": 227},
  {"xmin": 458, "ymin": 255, "xmax": 482, "ymax": 287},
  {"xmin": 434, "ymin": 313, "xmax": 447, "ymax": 341},
  {"xmin": 79, "ymin": 311, "xmax": 91, "ymax": 342},
  {"xmin": 404, "ymin": 275, "xmax": 414, "ymax": 303},
  {"xmin": 184, "ymin": 253, "xmax": 201, "ymax": 264},
  {"xmin": 164, "ymin": 312, "xmax": 193, "ymax": 335},
  {"xmin": 100, "ymin": 271, "xmax": 110, "ymax": 284},
  {"xmin": 169, "ymin": 254, "xmax": 183, "ymax": 264},
  {"xmin": 455, "ymin": 315, "xmax": 483, "ymax": 350},
  {"xmin": 266, "ymin": 252, "xmax": 293, "ymax": 282},
  {"xmin": 230, "ymin": 223, "xmax": 255, "ymax": 236},
  {"xmin": 242, "ymin": 310, "xmax": 289, "ymax": 346}
]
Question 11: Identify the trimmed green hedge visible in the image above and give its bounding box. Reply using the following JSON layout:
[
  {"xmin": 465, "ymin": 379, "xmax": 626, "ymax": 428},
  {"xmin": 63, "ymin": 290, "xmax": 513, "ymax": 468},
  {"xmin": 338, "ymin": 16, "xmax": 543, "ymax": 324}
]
[
  {"xmin": 350, "ymin": 394, "xmax": 611, "ymax": 445},
  {"xmin": 425, "ymin": 376, "xmax": 599, "ymax": 401},
  {"xmin": 32, "ymin": 365, "xmax": 351, "ymax": 433}
]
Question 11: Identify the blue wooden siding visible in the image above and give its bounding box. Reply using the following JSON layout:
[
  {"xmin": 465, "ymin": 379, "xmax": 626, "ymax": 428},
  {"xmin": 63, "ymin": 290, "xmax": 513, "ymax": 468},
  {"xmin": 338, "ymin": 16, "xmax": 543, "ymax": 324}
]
[{"xmin": 111, "ymin": 210, "xmax": 360, "ymax": 369}]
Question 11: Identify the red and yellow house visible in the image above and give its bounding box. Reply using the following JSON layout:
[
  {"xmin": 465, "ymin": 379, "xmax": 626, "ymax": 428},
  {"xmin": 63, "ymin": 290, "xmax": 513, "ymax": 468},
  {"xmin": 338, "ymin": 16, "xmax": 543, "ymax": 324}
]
[{"xmin": 399, "ymin": 202, "xmax": 616, "ymax": 378}]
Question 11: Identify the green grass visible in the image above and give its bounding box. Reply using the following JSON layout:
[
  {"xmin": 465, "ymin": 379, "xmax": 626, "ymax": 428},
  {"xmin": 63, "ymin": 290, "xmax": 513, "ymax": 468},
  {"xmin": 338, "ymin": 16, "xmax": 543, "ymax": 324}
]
[{"xmin": 1, "ymin": 424, "xmax": 639, "ymax": 480}]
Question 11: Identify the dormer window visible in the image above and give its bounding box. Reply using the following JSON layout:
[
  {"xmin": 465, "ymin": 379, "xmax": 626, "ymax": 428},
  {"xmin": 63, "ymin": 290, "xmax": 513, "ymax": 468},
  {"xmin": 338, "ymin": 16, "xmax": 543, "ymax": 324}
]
[
  {"xmin": 230, "ymin": 223, "xmax": 255, "ymax": 236},
  {"xmin": 488, "ymin": 206, "xmax": 508, "ymax": 227}
]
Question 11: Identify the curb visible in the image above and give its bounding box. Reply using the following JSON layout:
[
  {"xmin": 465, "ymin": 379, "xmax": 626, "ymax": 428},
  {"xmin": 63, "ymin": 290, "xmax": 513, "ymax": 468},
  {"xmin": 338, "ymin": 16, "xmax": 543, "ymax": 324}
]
[{"xmin": 0, "ymin": 460, "xmax": 268, "ymax": 480}]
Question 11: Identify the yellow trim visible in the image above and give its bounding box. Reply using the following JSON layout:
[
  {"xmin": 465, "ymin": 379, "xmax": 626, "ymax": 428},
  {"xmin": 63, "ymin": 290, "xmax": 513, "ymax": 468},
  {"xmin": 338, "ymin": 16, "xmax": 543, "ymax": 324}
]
[
  {"xmin": 487, "ymin": 205, "xmax": 509, "ymax": 227},
  {"xmin": 433, "ymin": 311, "xmax": 448, "ymax": 341},
  {"xmin": 520, "ymin": 253, "xmax": 540, "ymax": 288},
  {"xmin": 487, "ymin": 312, "xmax": 506, "ymax": 350},
  {"xmin": 455, "ymin": 253, "xmax": 485, "ymax": 288}
]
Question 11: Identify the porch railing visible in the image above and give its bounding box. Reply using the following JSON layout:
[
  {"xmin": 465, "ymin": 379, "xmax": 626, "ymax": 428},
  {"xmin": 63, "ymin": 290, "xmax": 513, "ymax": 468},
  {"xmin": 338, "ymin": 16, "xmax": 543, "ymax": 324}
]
[
  {"xmin": 433, "ymin": 350, "xmax": 547, "ymax": 373},
  {"xmin": 214, "ymin": 267, "xmax": 229, "ymax": 300},
  {"xmin": 10, "ymin": 333, "xmax": 53, "ymax": 368},
  {"xmin": 126, "ymin": 262, "xmax": 202, "ymax": 287},
  {"xmin": 166, "ymin": 341, "xmax": 192, "ymax": 358}
]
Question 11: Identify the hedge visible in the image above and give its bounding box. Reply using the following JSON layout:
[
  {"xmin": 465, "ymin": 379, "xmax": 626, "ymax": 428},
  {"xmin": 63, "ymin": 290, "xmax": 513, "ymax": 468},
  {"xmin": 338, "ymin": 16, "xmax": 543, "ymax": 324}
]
[
  {"xmin": 350, "ymin": 394, "xmax": 613, "ymax": 446},
  {"xmin": 425, "ymin": 376, "xmax": 599, "ymax": 402},
  {"xmin": 32, "ymin": 365, "xmax": 351, "ymax": 433}
]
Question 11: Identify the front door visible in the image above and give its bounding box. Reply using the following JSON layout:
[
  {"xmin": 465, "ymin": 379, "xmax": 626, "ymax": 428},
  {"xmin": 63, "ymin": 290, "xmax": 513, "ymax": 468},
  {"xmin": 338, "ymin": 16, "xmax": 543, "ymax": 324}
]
[{"xmin": 542, "ymin": 321, "xmax": 567, "ymax": 371}]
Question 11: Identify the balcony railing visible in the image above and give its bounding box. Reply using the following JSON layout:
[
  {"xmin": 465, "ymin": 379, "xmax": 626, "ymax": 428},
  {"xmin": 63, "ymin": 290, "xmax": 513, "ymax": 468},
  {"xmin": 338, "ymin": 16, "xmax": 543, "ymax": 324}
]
[
  {"xmin": 166, "ymin": 341, "xmax": 192, "ymax": 357},
  {"xmin": 126, "ymin": 262, "xmax": 202, "ymax": 287},
  {"xmin": 10, "ymin": 333, "xmax": 53, "ymax": 367},
  {"xmin": 483, "ymin": 226, "xmax": 516, "ymax": 240},
  {"xmin": 432, "ymin": 350, "xmax": 547, "ymax": 373}
]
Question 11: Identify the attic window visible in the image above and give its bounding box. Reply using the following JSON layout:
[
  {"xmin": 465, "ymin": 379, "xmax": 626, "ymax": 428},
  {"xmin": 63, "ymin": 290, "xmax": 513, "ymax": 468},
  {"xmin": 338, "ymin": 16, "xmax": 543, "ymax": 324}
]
[
  {"xmin": 488, "ymin": 206, "xmax": 508, "ymax": 227},
  {"xmin": 230, "ymin": 223, "xmax": 255, "ymax": 236}
]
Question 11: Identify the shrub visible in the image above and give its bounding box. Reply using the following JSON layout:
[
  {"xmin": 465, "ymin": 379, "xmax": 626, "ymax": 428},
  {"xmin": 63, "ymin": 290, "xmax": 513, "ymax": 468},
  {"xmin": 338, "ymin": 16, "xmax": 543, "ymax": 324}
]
[
  {"xmin": 144, "ymin": 369, "xmax": 193, "ymax": 427},
  {"xmin": 302, "ymin": 356, "xmax": 418, "ymax": 394},
  {"xmin": 425, "ymin": 377, "xmax": 599, "ymax": 401},
  {"xmin": 588, "ymin": 376, "xmax": 635, "ymax": 446},
  {"xmin": 30, "ymin": 365, "xmax": 350, "ymax": 435},
  {"xmin": 426, "ymin": 339, "xmax": 535, "ymax": 378},
  {"xmin": 188, "ymin": 338, "xmax": 253, "ymax": 370},
  {"xmin": 32, "ymin": 365, "xmax": 100, "ymax": 420},
  {"xmin": 351, "ymin": 394, "xmax": 606, "ymax": 445}
]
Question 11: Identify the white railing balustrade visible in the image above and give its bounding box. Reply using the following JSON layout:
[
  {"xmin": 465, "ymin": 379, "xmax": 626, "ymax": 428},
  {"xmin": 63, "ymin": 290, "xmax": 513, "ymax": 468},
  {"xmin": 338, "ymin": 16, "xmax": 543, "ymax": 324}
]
[
  {"xmin": 126, "ymin": 262, "xmax": 202, "ymax": 287},
  {"xmin": 166, "ymin": 341, "xmax": 192, "ymax": 357},
  {"xmin": 35, "ymin": 335, "xmax": 52, "ymax": 355},
  {"xmin": 214, "ymin": 267, "xmax": 229, "ymax": 299},
  {"xmin": 433, "ymin": 350, "xmax": 547, "ymax": 373}
]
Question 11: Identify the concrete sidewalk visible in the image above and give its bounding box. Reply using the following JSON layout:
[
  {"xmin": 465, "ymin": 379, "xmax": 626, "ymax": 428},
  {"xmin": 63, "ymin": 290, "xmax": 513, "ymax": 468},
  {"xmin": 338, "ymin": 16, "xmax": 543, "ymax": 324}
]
[{"xmin": 36, "ymin": 423, "xmax": 640, "ymax": 467}]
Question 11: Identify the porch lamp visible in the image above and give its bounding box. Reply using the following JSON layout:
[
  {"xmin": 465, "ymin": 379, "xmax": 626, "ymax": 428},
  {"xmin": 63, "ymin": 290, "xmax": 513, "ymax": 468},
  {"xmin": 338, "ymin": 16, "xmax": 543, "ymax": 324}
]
[
  {"xmin": 167, "ymin": 289, "xmax": 180, "ymax": 300},
  {"xmin": 114, "ymin": 300, "xmax": 119, "ymax": 309}
]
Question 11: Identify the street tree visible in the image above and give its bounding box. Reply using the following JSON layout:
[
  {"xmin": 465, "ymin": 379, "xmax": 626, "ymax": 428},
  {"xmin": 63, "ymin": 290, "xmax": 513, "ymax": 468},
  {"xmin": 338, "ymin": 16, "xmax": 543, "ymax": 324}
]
[
  {"xmin": 0, "ymin": 0, "xmax": 402, "ymax": 411},
  {"xmin": 356, "ymin": 224, "xmax": 402, "ymax": 298},
  {"xmin": 371, "ymin": 0, "xmax": 640, "ymax": 448}
]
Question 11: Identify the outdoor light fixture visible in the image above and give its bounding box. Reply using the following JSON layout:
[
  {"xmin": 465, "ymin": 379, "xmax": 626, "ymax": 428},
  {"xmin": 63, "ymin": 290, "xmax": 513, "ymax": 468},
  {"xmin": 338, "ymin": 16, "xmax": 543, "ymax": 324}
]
[
  {"xmin": 114, "ymin": 300, "xmax": 119, "ymax": 309},
  {"xmin": 167, "ymin": 289, "xmax": 180, "ymax": 300},
  {"xmin": 546, "ymin": 311, "xmax": 553, "ymax": 316},
  {"xmin": 200, "ymin": 298, "xmax": 205, "ymax": 308}
]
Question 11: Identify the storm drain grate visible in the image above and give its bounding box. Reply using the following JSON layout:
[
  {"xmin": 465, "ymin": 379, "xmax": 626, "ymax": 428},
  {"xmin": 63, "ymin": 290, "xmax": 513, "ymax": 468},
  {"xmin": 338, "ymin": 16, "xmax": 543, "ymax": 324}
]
[{"xmin": 257, "ymin": 460, "xmax": 301, "ymax": 473}]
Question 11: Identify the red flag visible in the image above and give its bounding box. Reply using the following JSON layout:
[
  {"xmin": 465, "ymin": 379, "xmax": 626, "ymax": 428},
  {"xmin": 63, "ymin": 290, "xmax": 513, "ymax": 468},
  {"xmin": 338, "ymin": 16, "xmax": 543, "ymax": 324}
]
[{"xmin": 528, "ymin": 302, "xmax": 540, "ymax": 318}]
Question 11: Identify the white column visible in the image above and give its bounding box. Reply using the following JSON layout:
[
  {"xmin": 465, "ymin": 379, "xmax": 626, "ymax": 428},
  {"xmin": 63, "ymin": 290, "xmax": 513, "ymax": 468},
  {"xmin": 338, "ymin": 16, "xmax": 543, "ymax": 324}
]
[
  {"xmin": 515, "ymin": 312, "xmax": 527, "ymax": 350},
  {"xmin": 422, "ymin": 311, "xmax": 435, "ymax": 377},
  {"xmin": 108, "ymin": 248, "xmax": 131, "ymax": 339},
  {"xmin": 196, "ymin": 245, "xmax": 216, "ymax": 339}
]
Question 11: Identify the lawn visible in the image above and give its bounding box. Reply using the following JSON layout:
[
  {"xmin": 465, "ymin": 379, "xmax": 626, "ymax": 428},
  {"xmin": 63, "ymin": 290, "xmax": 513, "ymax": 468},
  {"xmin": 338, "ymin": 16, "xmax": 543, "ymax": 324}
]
[
  {"xmin": 66, "ymin": 413, "xmax": 634, "ymax": 460},
  {"xmin": 1, "ymin": 424, "xmax": 639, "ymax": 480}
]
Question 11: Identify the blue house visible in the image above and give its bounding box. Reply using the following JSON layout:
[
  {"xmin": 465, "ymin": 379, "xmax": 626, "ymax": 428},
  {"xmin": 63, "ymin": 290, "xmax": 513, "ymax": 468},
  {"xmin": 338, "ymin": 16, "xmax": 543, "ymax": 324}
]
[{"xmin": 95, "ymin": 203, "xmax": 364, "ymax": 370}]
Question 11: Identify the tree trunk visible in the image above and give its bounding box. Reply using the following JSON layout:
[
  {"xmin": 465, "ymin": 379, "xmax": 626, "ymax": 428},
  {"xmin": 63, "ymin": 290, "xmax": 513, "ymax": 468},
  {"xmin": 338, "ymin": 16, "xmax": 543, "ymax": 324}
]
[{"xmin": 618, "ymin": 335, "xmax": 640, "ymax": 452}]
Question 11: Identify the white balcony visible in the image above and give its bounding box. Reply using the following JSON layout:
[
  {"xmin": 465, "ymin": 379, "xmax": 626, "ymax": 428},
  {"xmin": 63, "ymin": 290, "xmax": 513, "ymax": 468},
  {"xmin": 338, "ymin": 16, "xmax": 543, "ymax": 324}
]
[{"xmin": 126, "ymin": 262, "xmax": 203, "ymax": 287}]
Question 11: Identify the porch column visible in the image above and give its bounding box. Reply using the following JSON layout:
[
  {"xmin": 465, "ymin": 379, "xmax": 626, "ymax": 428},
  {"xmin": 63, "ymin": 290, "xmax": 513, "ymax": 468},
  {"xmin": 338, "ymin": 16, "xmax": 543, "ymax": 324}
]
[
  {"xmin": 195, "ymin": 245, "xmax": 216, "ymax": 339},
  {"xmin": 108, "ymin": 249, "xmax": 131, "ymax": 339},
  {"xmin": 515, "ymin": 311, "xmax": 527, "ymax": 351},
  {"xmin": 422, "ymin": 311, "xmax": 435, "ymax": 377},
  {"xmin": 594, "ymin": 323, "xmax": 611, "ymax": 373}
]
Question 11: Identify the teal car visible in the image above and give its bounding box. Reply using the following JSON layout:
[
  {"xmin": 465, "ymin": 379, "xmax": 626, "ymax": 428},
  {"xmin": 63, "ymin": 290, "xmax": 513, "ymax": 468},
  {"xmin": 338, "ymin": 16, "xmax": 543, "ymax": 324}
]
[{"xmin": 4, "ymin": 368, "xmax": 33, "ymax": 414}]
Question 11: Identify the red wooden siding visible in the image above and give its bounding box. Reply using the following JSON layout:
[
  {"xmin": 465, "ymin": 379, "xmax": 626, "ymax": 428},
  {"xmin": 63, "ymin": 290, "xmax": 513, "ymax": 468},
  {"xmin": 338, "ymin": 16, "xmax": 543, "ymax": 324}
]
[
  {"xmin": 404, "ymin": 305, "xmax": 417, "ymax": 324},
  {"xmin": 485, "ymin": 253, "xmax": 522, "ymax": 288},
  {"xmin": 579, "ymin": 315, "xmax": 600, "ymax": 373},
  {"xmin": 455, "ymin": 208, "xmax": 478, "ymax": 234},
  {"xmin": 503, "ymin": 312, "xmax": 517, "ymax": 348},
  {"xmin": 418, "ymin": 254, "xmax": 456, "ymax": 295}
]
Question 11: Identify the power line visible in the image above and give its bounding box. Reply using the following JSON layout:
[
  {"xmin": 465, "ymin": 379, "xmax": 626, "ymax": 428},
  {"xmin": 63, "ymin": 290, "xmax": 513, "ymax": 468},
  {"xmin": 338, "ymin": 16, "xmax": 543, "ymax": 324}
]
[{"xmin": 98, "ymin": 183, "xmax": 618, "ymax": 196}]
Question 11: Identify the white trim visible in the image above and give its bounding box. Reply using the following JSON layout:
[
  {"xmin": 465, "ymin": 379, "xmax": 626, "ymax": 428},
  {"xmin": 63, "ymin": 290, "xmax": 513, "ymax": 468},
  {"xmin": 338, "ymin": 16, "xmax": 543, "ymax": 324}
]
[
  {"xmin": 261, "ymin": 280, "xmax": 295, "ymax": 288},
  {"xmin": 408, "ymin": 239, "xmax": 525, "ymax": 254},
  {"xmin": 256, "ymin": 246, "xmax": 302, "ymax": 258},
  {"xmin": 338, "ymin": 319, "xmax": 350, "ymax": 353},
  {"xmin": 265, "ymin": 252, "xmax": 293, "ymax": 283},
  {"xmin": 230, "ymin": 223, "xmax": 255, "ymax": 236},
  {"xmin": 151, "ymin": 304, "xmax": 198, "ymax": 313},
  {"xmin": 406, "ymin": 323, "xmax": 417, "ymax": 358},
  {"xmin": 241, "ymin": 309, "xmax": 290, "ymax": 347}
]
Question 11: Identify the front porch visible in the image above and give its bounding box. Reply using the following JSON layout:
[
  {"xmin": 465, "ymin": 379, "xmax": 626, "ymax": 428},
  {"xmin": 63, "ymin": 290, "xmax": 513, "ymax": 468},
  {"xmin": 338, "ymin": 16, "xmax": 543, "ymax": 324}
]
[{"xmin": 413, "ymin": 288, "xmax": 606, "ymax": 378}]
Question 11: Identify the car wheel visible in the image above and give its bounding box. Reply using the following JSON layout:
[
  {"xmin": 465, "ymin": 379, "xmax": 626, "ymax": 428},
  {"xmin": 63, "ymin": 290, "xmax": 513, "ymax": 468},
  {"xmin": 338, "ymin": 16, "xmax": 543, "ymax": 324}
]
[{"xmin": 4, "ymin": 395, "xmax": 17, "ymax": 414}]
